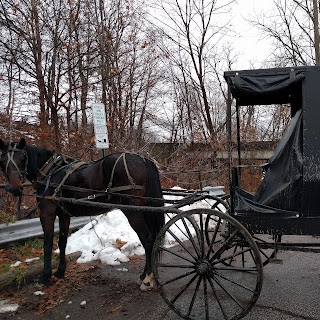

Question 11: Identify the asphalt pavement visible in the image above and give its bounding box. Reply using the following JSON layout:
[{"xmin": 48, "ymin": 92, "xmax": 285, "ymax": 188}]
[
  {"xmin": 244, "ymin": 237, "xmax": 320, "ymax": 320},
  {"xmin": 1, "ymin": 235, "xmax": 320, "ymax": 320}
]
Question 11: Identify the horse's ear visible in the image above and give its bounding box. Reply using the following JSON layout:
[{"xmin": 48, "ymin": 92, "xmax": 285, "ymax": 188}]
[
  {"xmin": 0, "ymin": 139, "xmax": 4, "ymax": 151},
  {"xmin": 17, "ymin": 138, "xmax": 26, "ymax": 149}
]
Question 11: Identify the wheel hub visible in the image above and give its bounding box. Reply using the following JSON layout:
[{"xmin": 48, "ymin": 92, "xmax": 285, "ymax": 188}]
[{"xmin": 196, "ymin": 260, "xmax": 212, "ymax": 275}]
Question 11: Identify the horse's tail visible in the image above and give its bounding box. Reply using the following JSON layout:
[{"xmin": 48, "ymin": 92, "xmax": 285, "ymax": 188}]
[{"xmin": 144, "ymin": 158, "xmax": 165, "ymax": 236}]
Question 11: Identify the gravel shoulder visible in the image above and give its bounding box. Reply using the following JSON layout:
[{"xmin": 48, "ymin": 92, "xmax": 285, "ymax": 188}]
[{"xmin": 0, "ymin": 254, "xmax": 173, "ymax": 320}]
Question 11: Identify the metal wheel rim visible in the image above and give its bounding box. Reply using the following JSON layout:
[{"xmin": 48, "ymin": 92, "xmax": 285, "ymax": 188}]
[{"xmin": 152, "ymin": 208, "xmax": 263, "ymax": 320}]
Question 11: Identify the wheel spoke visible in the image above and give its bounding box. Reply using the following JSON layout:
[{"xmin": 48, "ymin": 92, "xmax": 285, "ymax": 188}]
[
  {"xmin": 171, "ymin": 273, "xmax": 199, "ymax": 304},
  {"xmin": 214, "ymin": 266, "xmax": 257, "ymax": 273},
  {"xmin": 187, "ymin": 276, "xmax": 202, "ymax": 316},
  {"xmin": 213, "ymin": 270, "xmax": 256, "ymax": 293},
  {"xmin": 209, "ymin": 229, "xmax": 239, "ymax": 263},
  {"xmin": 199, "ymin": 213, "xmax": 205, "ymax": 257},
  {"xmin": 181, "ymin": 217, "xmax": 202, "ymax": 258},
  {"xmin": 206, "ymin": 217, "xmax": 222, "ymax": 259},
  {"xmin": 207, "ymin": 276, "xmax": 229, "ymax": 320},
  {"xmin": 224, "ymin": 242, "xmax": 239, "ymax": 265},
  {"xmin": 156, "ymin": 262, "xmax": 195, "ymax": 269},
  {"xmin": 166, "ymin": 228, "xmax": 199, "ymax": 260},
  {"xmin": 203, "ymin": 276, "xmax": 209, "ymax": 320},
  {"xmin": 209, "ymin": 273, "xmax": 245, "ymax": 310},
  {"xmin": 160, "ymin": 270, "xmax": 197, "ymax": 286},
  {"xmin": 212, "ymin": 246, "xmax": 253, "ymax": 266},
  {"xmin": 159, "ymin": 245, "xmax": 196, "ymax": 264}
]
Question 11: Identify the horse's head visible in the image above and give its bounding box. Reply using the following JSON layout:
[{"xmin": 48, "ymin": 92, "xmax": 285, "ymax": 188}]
[{"xmin": 0, "ymin": 138, "xmax": 28, "ymax": 197}]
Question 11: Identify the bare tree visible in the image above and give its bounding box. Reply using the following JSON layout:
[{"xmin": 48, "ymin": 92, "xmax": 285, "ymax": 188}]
[
  {"xmin": 149, "ymin": 0, "xmax": 236, "ymax": 147},
  {"xmin": 91, "ymin": 0, "xmax": 163, "ymax": 150},
  {"xmin": 250, "ymin": 0, "xmax": 320, "ymax": 66}
]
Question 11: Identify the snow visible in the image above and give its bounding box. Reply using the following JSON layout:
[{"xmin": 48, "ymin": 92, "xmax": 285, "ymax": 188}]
[
  {"xmin": 0, "ymin": 300, "xmax": 19, "ymax": 313},
  {"xmin": 10, "ymin": 257, "xmax": 40, "ymax": 268}
]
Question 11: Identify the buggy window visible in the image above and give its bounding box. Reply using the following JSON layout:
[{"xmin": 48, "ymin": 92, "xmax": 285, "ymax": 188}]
[{"xmin": 235, "ymin": 109, "xmax": 302, "ymax": 214}]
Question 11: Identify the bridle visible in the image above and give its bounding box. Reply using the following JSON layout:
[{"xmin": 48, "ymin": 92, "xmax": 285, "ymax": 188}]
[
  {"xmin": 1, "ymin": 143, "xmax": 28, "ymax": 183},
  {"xmin": 0, "ymin": 143, "xmax": 29, "ymax": 219}
]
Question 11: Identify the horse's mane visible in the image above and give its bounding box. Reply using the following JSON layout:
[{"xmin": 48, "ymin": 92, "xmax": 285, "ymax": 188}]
[{"xmin": 25, "ymin": 144, "xmax": 54, "ymax": 182}]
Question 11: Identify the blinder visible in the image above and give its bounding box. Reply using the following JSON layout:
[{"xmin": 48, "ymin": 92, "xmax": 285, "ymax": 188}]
[{"xmin": 0, "ymin": 142, "xmax": 28, "ymax": 182}]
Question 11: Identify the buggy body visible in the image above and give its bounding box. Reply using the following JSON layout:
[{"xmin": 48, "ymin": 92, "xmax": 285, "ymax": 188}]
[{"xmin": 224, "ymin": 65, "xmax": 320, "ymax": 236}]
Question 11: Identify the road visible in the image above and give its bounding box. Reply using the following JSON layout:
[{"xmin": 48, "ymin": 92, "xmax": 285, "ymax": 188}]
[
  {"xmin": 246, "ymin": 243, "xmax": 320, "ymax": 320},
  {"xmin": 1, "ymin": 235, "xmax": 320, "ymax": 320}
]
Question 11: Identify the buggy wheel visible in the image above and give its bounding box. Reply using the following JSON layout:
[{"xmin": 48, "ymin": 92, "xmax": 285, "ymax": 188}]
[
  {"xmin": 152, "ymin": 208, "xmax": 263, "ymax": 320},
  {"xmin": 203, "ymin": 195, "xmax": 280, "ymax": 267},
  {"xmin": 252, "ymin": 234, "xmax": 282, "ymax": 266},
  {"xmin": 197, "ymin": 193, "xmax": 231, "ymax": 213},
  {"xmin": 204, "ymin": 195, "xmax": 230, "ymax": 246}
]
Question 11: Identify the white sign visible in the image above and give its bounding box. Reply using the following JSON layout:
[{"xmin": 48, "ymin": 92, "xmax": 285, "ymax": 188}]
[
  {"xmin": 94, "ymin": 125, "xmax": 107, "ymax": 134},
  {"xmin": 92, "ymin": 103, "xmax": 109, "ymax": 149},
  {"xmin": 95, "ymin": 133, "xmax": 109, "ymax": 149},
  {"xmin": 92, "ymin": 103, "xmax": 107, "ymax": 126}
]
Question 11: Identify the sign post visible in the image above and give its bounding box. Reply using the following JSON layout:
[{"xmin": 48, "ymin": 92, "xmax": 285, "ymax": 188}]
[{"xmin": 92, "ymin": 103, "xmax": 109, "ymax": 151}]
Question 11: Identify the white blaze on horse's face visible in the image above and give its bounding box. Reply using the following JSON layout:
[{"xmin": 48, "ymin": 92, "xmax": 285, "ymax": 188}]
[{"xmin": 0, "ymin": 138, "xmax": 28, "ymax": 197}]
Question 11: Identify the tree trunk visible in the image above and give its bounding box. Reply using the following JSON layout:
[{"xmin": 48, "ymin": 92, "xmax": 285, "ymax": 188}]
[
  {"xmin": 31, "ymin": 0, "xmax": 48, "ymax": 146},
  {"xmin": 313, "ymin": 0, "xmax": 320, "ymax": 64}
]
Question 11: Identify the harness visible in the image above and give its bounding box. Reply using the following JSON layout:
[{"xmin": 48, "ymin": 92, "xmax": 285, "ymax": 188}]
[
  {"xmin": 106, "ymin": 153, "xmax": 144, "ymax": 193},
  {"xmin": 1, "ymin": 149, "xmax": 146, "ymax": 218},
  {"xmin": 52, "ymin": 160, "xmax": 86, "ymax": 197},
  {"xmin": 35, "ymin": 153, "xmax": 83, "ymax": 196},
  {"xmin": 38, "ymin": 152, "xmax": 145, "ymax": 209}
]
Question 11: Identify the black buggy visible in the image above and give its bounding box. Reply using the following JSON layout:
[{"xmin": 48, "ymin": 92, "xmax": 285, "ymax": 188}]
[{"xmin": 151, "ymin": 65, "xmax": 320, "ymax": 320}]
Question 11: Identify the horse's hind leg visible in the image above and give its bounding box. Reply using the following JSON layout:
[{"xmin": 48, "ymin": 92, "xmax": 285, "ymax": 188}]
[
  {"xmin": 123, "ymin": 211, "xmax": 156, "ymax": 291},
  {"xmin": 54, "ymin": 212, "xmax": 70, "ymax": 279},
  {"xmin": 39, "ymin": 201, "xmax": 57, "ymax": 285}
]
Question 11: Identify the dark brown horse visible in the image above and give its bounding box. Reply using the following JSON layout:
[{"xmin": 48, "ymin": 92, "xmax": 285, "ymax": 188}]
[{"xmin": 0, "ymin": 138, "xmax": 164, "ymax": 290}]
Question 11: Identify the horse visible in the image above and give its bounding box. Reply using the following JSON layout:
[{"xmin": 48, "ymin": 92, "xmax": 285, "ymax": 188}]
[{"xmin": 0, "ymin": 138, "xmax": 164, "ymax": 291}]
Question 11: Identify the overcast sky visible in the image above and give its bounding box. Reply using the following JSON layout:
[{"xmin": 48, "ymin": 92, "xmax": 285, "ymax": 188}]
[{"xmin": 230, "ymin": 0, "xmax": 274, "ymax": 69}]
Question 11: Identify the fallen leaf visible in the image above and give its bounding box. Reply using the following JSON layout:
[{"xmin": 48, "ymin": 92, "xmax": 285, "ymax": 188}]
[{"xmin": 115, "ymin": 238, "xmax": 127, "ymax": 249}]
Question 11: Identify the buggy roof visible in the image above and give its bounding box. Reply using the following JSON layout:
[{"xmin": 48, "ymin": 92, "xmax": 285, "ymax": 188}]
[{"xmin": 224, "ymin": 65, "xmax": 320, "ymax": 106}]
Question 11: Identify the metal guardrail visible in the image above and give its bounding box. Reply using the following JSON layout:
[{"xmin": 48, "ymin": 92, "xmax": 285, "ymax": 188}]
[{"xmin": 0, "ymin": 216, "xmax": 93, "ymax": 247}]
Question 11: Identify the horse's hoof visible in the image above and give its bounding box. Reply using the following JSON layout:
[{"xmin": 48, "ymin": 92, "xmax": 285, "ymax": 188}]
[
  {"xmin": 53, "ymin": 270, "xmax": 65, "ymax": 279},
  {"xmin": 139, "ymin": 273, "xmax": 156, "ymax": 291},
  {"xmin": 140, "ymin": 281, "xmax": 154, "ymax": 291},
  {"xmin": 40, "ymin": 275, "xmax": 51, "ymax": 286}
]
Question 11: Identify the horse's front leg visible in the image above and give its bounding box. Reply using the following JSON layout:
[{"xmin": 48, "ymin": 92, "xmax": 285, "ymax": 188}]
[
  {"xmin": 39, "ymin": 201, "xmax": 57, "ymax": 285},
  {"xmin": 54, "ymin": 212, "xmax": 70, "ymax": 279}
]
